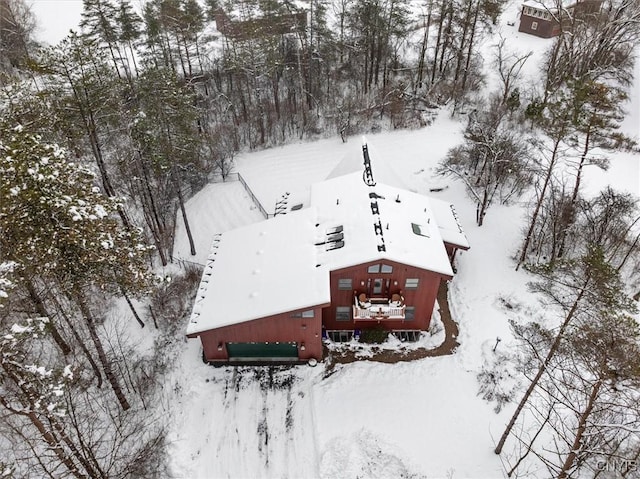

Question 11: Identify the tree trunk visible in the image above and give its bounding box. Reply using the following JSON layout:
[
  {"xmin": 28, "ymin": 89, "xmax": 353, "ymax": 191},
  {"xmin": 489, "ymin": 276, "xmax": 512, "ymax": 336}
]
[
  {"xmin": 416, "ymin": 1, "xmax": 433, "ymax": 92},
  {"xmin": 477, "ymin": 191, "xmax": 488, "ymax": 226},
  {"xmin": 0, "ymin": 367, "xmax": 102, "ymax": 479},
  {"xmin": 148, "ymin": 305, "xmax": 159, "ymax": 329},
  {"xmin": 438, "ymin": 7, "xmax": 454, "ymax": 77},
  {"xmin": 430, "ymin": 0, "xmax": 446, "ymax": 86},
  {"xmin": 75, "ymin": 289, "xmax": 130, "ymax": 411},
  {"xmin": 49, "ymin": 294, "xmax": 104, "ymax": 388},
  {"xmin": 494, "ymin": 283, "xmax": 588, "ymax": 454},
  {"xmin": 543, "ymin": 38, "xmax": 563, "ymax": 105},
  {"xmin": 616, "ymin": 230, "xmax": 640, "ymax": 272},
  {"xmin": 49, "ymin": 413, "xmax": 105, "ymax": 479},
  {"xmin": 452, "ymin": 0, "xmax": 474, "ymax": 88},
  {"xmin": 507, "ymin": 399, "xmax": 554, "ymax": 477},
  {"xmin": 182, "ymin": 34, "xmax": 193, "ymax": 78},
  {"xmin": 557, "ymin": 378, "xmax": 603, "ymax": 479},
  {"xmin": 128, "ymin": 40, "xmax": 139, "ymax": 77},
  {"xmin": 25, "ymin": 281, "xmax": 71, "ymax": 356},
  {"xmin": 104, "ymin": 37, "xmax": 123, "ymax": 80},
  {"xmin": 63, "ymin": 396, "xmax": 108, "ymax": 479},
  {"xmin": 137, "ymin": 154, "xmax": 168, "ymax": 266},
  {"xmin": 63, "ymin": 62, "xmax": 131, "ymax": 230},
  {"xmin": 557, "ymin": 125, "xmax": 591, "ymax": 258},
  {"xmin": 516, "ymin": 135, "xmax": 563, "ymax": 270},
  {"xmin": 175, "ymin": 173, "xmax": 196, "ymax": 257},
  {"xmin": 122, "ymin": 289, "xmax": 145, "ymax": 328},
  {"xmin": 0, "ymin": 396, "xmax": 86, "ymax": 479},
  {"xmin": 63, "ymin": 64, "xmax": 116, "ymax": 199},
  {"xmin": 22, "ymin": 408, "xmax": 88, "ymax": 479},
  {"xmin": 459, "ymin": 0, "xmax": 480, "ymax": 101}
]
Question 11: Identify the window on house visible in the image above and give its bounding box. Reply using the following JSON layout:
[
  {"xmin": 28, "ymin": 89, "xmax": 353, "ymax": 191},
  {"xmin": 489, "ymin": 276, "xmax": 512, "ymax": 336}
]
[
  {"xmin": 405, "ymin": 307, "xmax": 415, "ymax": 320},
  {"xmin": 394, "ymin": 330, "xmax": 421, "ymax": 342},
  {"xmin": 291, "ymin": 310, "xmax": 314, "ymax": 318},
  {"xmin": 412, "ymin": 223, "xmax": 430, "ymax": 237},
  {"xmin": 336, "ymin": 306, "xmax": 351, "ymax": 321},
  {"xmin": 338, "ymin": 278, "xmax": 353, "ymax": 290},
  {"xmin": 531, "ymin": 21, "xmax": 538, "ymax": 30},
  {"xmin": 368, "ymin": 264, "xmax": 393, "ymax": 273},
  {"xmin": 328, "ymin": 330, "xmax": 353, "ymax": 342},
  {"xmin": 405, "ymin": 278, "xmax": 419, "ymax": 290}
]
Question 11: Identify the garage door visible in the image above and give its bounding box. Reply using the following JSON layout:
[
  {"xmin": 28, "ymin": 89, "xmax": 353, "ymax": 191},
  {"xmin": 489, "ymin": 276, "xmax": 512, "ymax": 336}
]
[{"xmin": 226, "ymin": 342, "xmax": 298, "ymax": 360}]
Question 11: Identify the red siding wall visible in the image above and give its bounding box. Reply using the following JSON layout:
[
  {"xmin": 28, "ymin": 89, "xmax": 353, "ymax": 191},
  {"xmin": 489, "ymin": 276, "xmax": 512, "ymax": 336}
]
[
  {"xmin": 324, "ymin": 259, "xmax": 449, "ymax": 332},
  {"xmin": 191, "ymin": 260, "xmax": 452, "ymax": 363},
  {"xmin": 191, "ymin": 305, "xmax": 326, "ymax": 362},
  {"xmin": 518, "ymin": 0, "xmax": 601, "ymax": 38},
  {"xmin": 518, "ymin": 14, "xmax": 559, "ymax": 38}
]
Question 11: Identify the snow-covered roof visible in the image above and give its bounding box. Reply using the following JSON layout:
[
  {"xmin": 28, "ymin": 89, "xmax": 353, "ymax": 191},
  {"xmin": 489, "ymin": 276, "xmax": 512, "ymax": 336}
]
[
  {"xmin": 430, "ymin": 198, "xmax": 470, "ymax": 250},
  {"xmin": 521, "ymin": 0, "xmax": 579, "ymax": 10},
  {"xmin": 186, "ymin": 207, "xmax": 331, "ymax": 336},
  {"xmin": 312, "ymin": 173, "xmax": 455, "ymax": 277},
  {"xmin": 326, "ymin": 141, "xmax": 408, "ymax": 189}
]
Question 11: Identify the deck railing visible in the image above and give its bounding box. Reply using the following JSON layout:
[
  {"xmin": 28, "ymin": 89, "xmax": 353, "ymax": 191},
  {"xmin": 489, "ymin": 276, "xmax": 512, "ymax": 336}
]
[{"xmin": 353, "ymin": 297, "xmax": 406, "ymax": 320}]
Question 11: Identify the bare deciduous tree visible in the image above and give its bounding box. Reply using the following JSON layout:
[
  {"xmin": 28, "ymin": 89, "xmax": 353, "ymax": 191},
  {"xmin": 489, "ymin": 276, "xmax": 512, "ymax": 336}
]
[{"xmin": 439, "ymin": 95, "xmax": 532, "ymax": 226}]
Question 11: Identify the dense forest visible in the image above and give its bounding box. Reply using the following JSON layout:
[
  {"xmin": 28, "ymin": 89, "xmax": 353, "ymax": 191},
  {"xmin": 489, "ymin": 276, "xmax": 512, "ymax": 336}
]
[{"xmin": 1, "ymin": 0, "xmax": 640, "ymax": 476}]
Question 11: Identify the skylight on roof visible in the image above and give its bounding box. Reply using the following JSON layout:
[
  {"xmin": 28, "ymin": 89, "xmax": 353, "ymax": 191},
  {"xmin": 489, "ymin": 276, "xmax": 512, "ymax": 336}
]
[
  {"xmin": 326, "ymin": 240, "xmax": 345, "ymax": 251},
  {"xmin": 315, "ymin": 225, "xmax": 345, "ymax": 246},
  {"xmin": 412, "ymin": 223, "xmax": 430, "ymax": 237}
]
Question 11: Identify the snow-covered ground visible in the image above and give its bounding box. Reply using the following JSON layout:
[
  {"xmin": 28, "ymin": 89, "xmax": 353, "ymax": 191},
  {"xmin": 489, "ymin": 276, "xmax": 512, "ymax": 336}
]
[{"xmin": 166, "ymin": 5, "xmax": 640, "ymax": 478}]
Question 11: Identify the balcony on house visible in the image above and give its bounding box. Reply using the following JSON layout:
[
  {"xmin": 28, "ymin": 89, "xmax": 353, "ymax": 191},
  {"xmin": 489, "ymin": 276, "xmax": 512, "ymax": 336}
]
[{"xmin": 353, "ymin": 292, "xmax": 406, "ymax": 320}]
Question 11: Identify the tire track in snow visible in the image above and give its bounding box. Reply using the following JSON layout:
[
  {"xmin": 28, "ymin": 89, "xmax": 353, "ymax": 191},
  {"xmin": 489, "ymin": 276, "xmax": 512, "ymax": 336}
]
[
  {"xmin": 257, "ymin": 367, "xmax": 289, "ymax": 475},
  {"xmin": 195, "ymin": 367, "xmax": 321, "ymax": 478},
  {"xmin": 265, "ymin": 368, "xmax": 321, "ymax": 478},
  {"xmin": 256, "ymin": 381, "xmax": 270, "ymax": 468},
  {"xmin": 212, "ymin": 367, "xmax": 254, "ymax": 477},
  {"xmin": 303, "ymin": 376, "xmax": 322, "ymax": 476}
]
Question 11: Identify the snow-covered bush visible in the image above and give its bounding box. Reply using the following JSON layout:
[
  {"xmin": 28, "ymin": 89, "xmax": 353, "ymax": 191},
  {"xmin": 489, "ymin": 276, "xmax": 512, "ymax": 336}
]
[{"xmin": 477, "ymin": 344, "xmax": 520, "ymax": 414}]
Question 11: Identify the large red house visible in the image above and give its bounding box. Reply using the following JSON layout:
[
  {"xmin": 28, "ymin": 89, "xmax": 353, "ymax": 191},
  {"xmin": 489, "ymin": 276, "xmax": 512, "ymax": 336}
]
[{"xmin": 186, "ymin": 144, "xmax": 469, "ymax": 364}]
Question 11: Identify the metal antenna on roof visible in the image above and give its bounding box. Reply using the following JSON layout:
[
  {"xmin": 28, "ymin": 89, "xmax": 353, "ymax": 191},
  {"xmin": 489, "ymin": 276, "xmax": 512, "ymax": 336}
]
[{"xmin": 362, "ymin": 139, "xmax": 376, "ymax": 187}]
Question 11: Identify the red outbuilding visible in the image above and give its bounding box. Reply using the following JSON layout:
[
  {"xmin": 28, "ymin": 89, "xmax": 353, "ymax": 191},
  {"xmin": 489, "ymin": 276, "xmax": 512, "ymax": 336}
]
[{"xmin": 518, "ymin": 0, "xmax": 602, "ymax": 38}]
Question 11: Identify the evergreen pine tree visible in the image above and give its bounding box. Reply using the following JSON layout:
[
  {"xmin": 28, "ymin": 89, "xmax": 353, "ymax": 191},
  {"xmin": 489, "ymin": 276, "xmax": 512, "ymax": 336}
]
[{"xmin": 0, "ymin": 125, "xmax": 154, "ymax": 410}]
